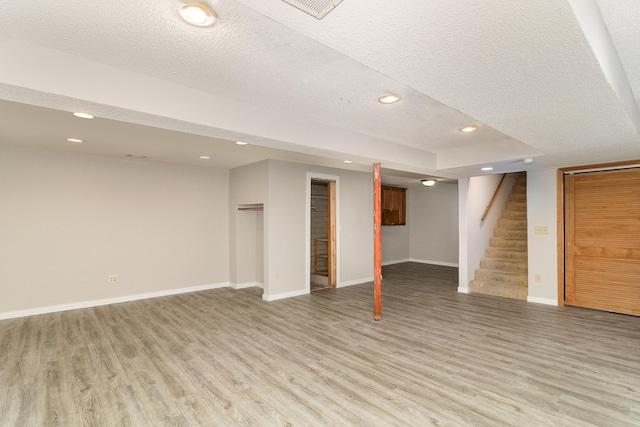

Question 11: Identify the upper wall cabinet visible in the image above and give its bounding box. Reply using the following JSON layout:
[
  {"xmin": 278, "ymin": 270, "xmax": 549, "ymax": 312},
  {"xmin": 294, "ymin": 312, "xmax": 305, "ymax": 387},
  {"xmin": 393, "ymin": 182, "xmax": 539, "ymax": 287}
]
[{"xmin": 382, "ymin": 185, "xmax": 406, "ymax": 226}]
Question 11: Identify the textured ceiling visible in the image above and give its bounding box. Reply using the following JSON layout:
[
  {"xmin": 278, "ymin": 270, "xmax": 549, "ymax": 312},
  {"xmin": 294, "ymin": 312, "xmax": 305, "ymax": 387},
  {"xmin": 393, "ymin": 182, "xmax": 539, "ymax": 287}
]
[{"xmin": 0, "ymin": 0, "xmax": 638, "ymax": 178}]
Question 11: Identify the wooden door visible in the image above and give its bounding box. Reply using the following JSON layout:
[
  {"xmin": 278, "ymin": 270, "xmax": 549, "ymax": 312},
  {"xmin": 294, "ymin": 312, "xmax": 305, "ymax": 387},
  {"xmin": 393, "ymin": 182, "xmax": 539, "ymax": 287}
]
[{"xmin": 564, "ymin": 168, "xmax": 640, "ymax": 315}]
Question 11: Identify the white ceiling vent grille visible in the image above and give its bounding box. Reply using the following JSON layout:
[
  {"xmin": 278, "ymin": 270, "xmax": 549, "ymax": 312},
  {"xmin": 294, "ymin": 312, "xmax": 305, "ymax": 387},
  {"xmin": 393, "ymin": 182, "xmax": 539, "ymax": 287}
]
[{"xmin": 282, "ymin": 0, "xmax": 344, "ymax": 19}]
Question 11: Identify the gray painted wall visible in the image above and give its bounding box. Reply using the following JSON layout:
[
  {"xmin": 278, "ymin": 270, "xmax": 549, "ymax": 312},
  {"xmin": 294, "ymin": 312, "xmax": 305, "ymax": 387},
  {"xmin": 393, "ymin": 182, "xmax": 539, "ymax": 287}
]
[
  {"xmin": 0, "ymin": 145, "xmax": 229, "ymax": 315},
  {"xmin": 408, "ymin": 182, "xmax": 459, "ymax": 265},
  {"xmin": 381, "ymin": 181, "xmax": 459, "ymax": 266}
]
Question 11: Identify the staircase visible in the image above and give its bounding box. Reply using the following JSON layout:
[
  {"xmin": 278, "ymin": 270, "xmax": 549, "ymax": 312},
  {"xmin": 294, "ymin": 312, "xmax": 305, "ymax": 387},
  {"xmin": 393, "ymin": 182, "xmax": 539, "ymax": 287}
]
[{"xmin": 470, "ymin": 173, "xmax": 528, "ymax": 300}]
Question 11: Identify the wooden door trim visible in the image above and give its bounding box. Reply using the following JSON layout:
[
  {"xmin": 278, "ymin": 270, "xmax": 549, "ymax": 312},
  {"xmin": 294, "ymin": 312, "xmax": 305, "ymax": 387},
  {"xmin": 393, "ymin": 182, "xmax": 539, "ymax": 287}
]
[
  {"xmin": 560, "ymin": 159, "xmax": 640, "ymax": 174},
  {"xmin": 556, "ymin": 168, "xmax": 565, "ymax": 306},
  {"xmin": 563, "ymin": 174, "xmax": 575, "ymax": 305},
  {"xmin": 327, "ymin": 181, "xmax": 336, "ymax": 287}
]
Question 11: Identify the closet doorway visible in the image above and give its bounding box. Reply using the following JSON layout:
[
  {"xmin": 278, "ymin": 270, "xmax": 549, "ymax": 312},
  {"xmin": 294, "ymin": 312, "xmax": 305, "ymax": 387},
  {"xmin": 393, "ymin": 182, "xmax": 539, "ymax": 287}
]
[
  {"xmin": 310, "ymin": 179, "xmax": 336, "ymax": 291},
  {"xmin": 563, "ymin": 165, "xmax": 640, "ymax": 316}
]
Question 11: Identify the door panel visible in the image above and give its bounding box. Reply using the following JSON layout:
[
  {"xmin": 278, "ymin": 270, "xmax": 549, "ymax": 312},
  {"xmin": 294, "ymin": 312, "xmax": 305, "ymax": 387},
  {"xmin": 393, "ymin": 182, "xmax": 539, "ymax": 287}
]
[{"xmin": 564, "ymin": 168, "xmax": 640, "ymax": 316}]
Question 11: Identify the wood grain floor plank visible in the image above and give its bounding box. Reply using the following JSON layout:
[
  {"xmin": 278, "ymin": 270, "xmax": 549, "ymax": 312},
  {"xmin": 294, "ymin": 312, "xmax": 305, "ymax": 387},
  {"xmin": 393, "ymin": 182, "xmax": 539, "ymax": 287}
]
[{"xmin": 1, "ymin": 262, "xmax": 640, "ymax": 425}]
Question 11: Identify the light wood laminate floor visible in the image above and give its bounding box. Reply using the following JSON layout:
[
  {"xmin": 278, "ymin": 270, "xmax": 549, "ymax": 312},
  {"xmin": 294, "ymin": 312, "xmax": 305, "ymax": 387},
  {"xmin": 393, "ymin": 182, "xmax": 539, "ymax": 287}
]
[{"xmin": 1, "ymin": 262, "xmax": 640, "ymax": 426}]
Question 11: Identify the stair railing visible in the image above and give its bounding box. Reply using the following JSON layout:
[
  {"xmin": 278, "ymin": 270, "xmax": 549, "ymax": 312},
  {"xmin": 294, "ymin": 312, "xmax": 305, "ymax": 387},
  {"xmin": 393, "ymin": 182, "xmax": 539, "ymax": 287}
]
[{"xmin": 481, "ymin": 174, "xmax": 506, "ymax": 222}]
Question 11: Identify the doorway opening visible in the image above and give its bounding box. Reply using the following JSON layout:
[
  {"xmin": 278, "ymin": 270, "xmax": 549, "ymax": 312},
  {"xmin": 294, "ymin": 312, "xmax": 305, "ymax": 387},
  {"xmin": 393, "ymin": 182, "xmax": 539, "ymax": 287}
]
[{"xmin": 310, "ymin": 179, "xmax": 336, "ymax": 291}]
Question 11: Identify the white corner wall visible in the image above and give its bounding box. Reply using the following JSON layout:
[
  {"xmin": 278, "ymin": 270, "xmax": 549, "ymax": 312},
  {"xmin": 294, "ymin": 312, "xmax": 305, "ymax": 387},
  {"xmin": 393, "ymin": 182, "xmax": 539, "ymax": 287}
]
[
  {"xmin": 526, "ymin": 169, "xmax": 559, "ymax": 305},
  {"xmin": 409, "ymin": 182, "xmax": 459, "ymax": 266},
  {"xmin": 381, "ymin": 202, "xmax": 410, "ymax": 265},
  {"xmin": 0, "ymin": 145, "xmax": 230, "ymax": 318},
  {"xmin": 229, "ymin": 161, "xmax": 269, "ymax": 291},
  {"xmin": 381, "ymin": 181, "xmax": 459, "ymax": 267},
  {"xmin": 265, "ymin": 160, "xmax": 373, "ymax": 300}
]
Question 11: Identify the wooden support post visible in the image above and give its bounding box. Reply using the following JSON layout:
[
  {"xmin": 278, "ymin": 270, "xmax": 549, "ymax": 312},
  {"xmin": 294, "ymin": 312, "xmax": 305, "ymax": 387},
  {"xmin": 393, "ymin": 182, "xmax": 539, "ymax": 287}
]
[{"xmin": 373, "ymin": 162, "xmax": 382, "ymax": 321}]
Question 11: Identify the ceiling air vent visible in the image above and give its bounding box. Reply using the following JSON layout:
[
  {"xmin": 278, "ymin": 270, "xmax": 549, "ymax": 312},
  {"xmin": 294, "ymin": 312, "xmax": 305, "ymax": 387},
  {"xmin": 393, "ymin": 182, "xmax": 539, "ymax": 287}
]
[{"xmin": 282, "ymin": 0, "xmax": 344, "ymax": 20}]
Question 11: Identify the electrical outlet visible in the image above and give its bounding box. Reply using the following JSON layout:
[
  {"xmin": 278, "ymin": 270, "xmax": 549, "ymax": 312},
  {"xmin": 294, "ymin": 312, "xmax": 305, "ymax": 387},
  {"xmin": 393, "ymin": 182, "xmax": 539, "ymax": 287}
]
[
  {"xmin": 108, "ymin": 275, "xmax": 119, "ymax": 284},
  {"xmin": 534, "ymin": 225, "xmax": 549, "ymax": 235},
  {"xmin": 273, "ymin": 273, "xmax": 278, "ymax": 279},
  {"xmin": 535, "ymin": 273, "xmax": 542, "ymax": 282}
]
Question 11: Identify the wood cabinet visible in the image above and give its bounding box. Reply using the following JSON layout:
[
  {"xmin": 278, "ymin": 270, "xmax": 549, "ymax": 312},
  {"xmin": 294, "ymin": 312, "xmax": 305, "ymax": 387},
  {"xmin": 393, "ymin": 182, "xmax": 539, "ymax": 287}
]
[{"xmin": 381, "ymin": 186, "xmax": 406, "ymax": 225}]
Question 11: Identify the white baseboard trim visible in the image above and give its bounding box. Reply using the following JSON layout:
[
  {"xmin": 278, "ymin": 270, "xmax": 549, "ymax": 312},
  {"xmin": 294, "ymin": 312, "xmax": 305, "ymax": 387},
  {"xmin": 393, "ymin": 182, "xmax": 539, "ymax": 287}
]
[
  {"xmin": 527, "ymin": 296, "xmax": 558, "ymax": 306},
  {"xmin": 457, "ymin": 287, "xmax": 470, "ymax": 294},
  {"xmin": 382, "ymin": 258, "xmax": 410, "ymax": 266},
  {"xmin": 232, "ymin": 281, "xmax": 260, "ymax": 289},
  {"xmin": 409, "ymin": 258, "xmax": 459, "ymax": 268},
  {"xmin": 262, "ymin": 288, "xmax": 309, "ymax": 302},
  {"xmin": 338, "ymin": 277, "xmax": 374, "ymax": 288},
  {"xmin": 0, "ymin": 282, "xmax": 230, "ymax": 320}
]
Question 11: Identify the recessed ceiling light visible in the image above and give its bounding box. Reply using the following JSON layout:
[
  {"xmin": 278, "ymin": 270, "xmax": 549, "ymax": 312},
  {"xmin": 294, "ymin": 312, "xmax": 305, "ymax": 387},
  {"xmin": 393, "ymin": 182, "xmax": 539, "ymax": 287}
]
[
  {"xmin": 66, "ymin": 138, "xmax": 84, "ymax": 143},
  {"xmin": 343, "ymin": 160, "xmax": 353, "ymax": 164},
  {"xmin": 73, "ymin": 112, "xmax": 94, "ymax": 119},
  {"xmin": 236, "ymin": 141, "xmax": 248, "ymax": 145},
  {"xmin": 481, "ymin": 167, "xmax": 494, "ymax": 171},
  {"xmin": 378, "ymin": 94, "xmax": 400, "ymax": 104},
  {"xmin": 179, "ymin": 3, "xmax": 217, "ymax": 27},
  {"xmin": 421, "ymin": 179, "xmax": 436, "ymax": 187},
  {"xmin": 523, "ymin": 157, "xmax": 534, "ymax": 164},
  {"xmin": 199, "ymin": 155, "xmax": 211, "ymax": 159},
  {"xmin": 460, "ymin": 126, "xmax": 478, "ymax": 133}
]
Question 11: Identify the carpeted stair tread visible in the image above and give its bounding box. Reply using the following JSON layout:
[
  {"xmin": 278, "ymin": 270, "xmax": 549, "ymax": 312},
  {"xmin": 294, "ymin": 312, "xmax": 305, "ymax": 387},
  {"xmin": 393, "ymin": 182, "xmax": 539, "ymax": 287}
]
[
  {"xmin": 484, "ymin": 247, "xmax": 527, "ymax": 260},
  {"xmin": 480, "ymin": 258, "xmax": 528, "ymax": 273},
  {"xmin": 489, "ymin": 237, "xmax": 528, "ymax": 250},
  {"xmin": 493, "ymin": 228, "xmax": 527, "ymax": 238},
  {"xmin": 474, "ymin": 269, "xmax": 528, "ymax": 285},
  {"xmin": 469, "ymin": 279, "xmax": 528, "ymax": 300}
]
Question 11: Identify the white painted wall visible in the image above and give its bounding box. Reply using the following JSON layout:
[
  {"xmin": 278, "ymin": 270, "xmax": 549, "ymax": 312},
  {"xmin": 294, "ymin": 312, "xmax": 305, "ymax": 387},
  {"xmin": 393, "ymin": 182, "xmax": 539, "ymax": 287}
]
[
  {"xmin": 381, "ymin": 221, "xmax": 410, "ymax": 265},
  {"xmin": 265, "ymin": 160, "xmax": 373, "ymax": 300},
  {"xmin": 458, "ymin": 174, "xmax": 515, "ymax": 291},
  {"xmin": 458, "ymin": 178, "xmax": 470, "ymax": 292},
  {"xmin": 526, "ymin": 169, "xmax": 558, "ymax": 305},
  {"xmin": 267, "ymin": 160, "xmax": 308, "ymax": 298},
  {"xmin": 409, "ymin": 182, "xmax": 459, "ymax": 266},
  {"xmin": 335, "ymin": 168, "xmax": 374, "ymax": 287},
  {"xmin": 255, "ymin": 210, "xmax": 264, "ymax": 288},
  {"xmin": 378, "ymin": 182, "xmax": 409, "ymax": 266},
  {"xmin": 0, "ymin": 145, "xmax": 229, "ymax": 317},
  {"xmin": 381, "ymin": 181, "xmax": 459, "ymax": 266}
]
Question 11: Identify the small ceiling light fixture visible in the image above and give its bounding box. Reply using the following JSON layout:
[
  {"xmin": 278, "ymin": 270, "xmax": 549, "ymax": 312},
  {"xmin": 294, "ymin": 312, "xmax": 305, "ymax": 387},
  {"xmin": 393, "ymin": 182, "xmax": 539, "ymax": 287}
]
[
  {"xmin": 199, "ymin": 155, "xmax": 211, "ymax": 159},
  {"xmin": 523, "ymin": 157, "xmax": 534, "ymax": 164},
  {"xmin": 73, "ymin": 112, "xmax": 94, "ymax": 119},
  {"xmin": 421, "ymin": 179, "xmax": 436, "ymax": 187},
  {"xmin": 460, "ymin": 126, "xmax": 478, "ymax": 133},
  {"xmin": 179, "ymin": 2, "xmax": 217, "ymax": 27},
  {"xmin": 378, "ymin": 94, "xmax": 400, "ymax": 104},
  {"xmin": 481, "ymin": 167, "xmax": 494, "ymax": 171},
  {"xmin": 236, "ymin": 141, "xmax": 248, "ymax": 145},
  {"xmin": 66, "ymin": 138, "xmax": 84, "ymax": 143},
  {"xmin": 343, "ymin": 160, "xmax": 353, "ymax": 164}
]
